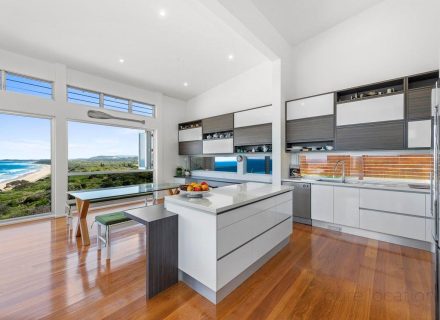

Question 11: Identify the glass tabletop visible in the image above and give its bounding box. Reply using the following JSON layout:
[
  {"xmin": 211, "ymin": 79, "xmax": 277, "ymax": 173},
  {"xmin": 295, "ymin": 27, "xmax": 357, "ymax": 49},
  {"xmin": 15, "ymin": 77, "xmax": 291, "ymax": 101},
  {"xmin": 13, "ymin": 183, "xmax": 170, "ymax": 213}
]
[{"xmin": 68, "ymin": 183, "xmax": 181, "ymax": 201}]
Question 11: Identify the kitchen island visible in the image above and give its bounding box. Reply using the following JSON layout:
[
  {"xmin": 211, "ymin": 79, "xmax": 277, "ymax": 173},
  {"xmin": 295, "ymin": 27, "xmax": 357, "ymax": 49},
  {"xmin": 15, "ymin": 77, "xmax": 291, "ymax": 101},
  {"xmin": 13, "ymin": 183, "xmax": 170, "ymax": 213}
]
[{"xmin": 164, "ymin": 182, "xmax": 293, "ymax": 304}]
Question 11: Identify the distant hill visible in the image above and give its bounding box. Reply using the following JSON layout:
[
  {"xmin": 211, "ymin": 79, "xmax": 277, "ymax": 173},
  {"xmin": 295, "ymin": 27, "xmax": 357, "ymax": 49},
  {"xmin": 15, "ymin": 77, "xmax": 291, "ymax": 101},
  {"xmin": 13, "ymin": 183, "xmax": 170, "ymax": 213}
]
[{"xmin": 71, "ymin": 155, "xmax": 138, "ymax": 162}]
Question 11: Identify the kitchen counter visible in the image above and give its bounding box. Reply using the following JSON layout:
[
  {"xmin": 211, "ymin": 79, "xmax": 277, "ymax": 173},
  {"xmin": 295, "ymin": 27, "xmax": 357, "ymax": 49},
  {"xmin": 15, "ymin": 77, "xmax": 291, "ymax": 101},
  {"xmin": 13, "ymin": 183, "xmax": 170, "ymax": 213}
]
[
  {"xmin": 165, "ymin": 182, "xmax": 293, "ymax": 214},
  {"xmin": 282, "ymin": 178, "xmax": 430, "ymax": 194},
  {"xmin": 164, "ymin": 182, "xmax": 293, "ymax": 304}
]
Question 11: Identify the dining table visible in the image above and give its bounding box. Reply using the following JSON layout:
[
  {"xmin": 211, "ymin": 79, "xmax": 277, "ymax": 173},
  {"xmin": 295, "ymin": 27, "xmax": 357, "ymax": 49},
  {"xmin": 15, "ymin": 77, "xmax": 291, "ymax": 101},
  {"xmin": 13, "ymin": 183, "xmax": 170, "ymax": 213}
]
[{"xmin": 68, "ymin": 183, "xmax": 181, "ymax": 246}]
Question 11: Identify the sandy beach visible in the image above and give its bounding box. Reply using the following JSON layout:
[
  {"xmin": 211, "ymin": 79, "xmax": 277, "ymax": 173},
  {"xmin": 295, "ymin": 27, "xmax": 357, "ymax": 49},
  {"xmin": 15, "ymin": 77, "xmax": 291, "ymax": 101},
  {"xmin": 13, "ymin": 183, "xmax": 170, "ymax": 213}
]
[{"xmin": 0, "ymin": 164, "xmax": 51, "ymax": 191}]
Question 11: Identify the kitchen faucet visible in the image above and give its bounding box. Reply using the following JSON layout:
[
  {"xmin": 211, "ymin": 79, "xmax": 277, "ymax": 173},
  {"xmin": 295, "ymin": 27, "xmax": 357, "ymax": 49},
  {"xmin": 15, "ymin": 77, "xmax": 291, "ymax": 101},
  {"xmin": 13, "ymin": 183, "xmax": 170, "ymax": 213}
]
[{"xmin": 333, "ymin": 160, "xmax": 346, "ymax": 183}]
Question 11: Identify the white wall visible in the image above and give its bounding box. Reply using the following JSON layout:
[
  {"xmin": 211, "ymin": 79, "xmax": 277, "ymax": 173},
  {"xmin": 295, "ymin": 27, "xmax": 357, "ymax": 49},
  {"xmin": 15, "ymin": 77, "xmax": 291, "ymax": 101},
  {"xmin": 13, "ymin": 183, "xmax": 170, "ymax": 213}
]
[
  {"xmin": 287, "ymin": 0, "xmax": 440, "ymax": 100},
  {"xmin": 0, "ymin": 49, "xmax": 186, "ymax": 217},
  {"xmin": 186, "ymin": 61, "xmax": 272, "ymax": 119}
]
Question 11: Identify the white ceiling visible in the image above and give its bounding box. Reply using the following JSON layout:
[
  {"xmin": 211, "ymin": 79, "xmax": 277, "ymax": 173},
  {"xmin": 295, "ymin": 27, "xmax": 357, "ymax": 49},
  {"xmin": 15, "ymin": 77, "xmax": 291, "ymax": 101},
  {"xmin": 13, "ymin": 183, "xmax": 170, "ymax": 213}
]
[
  {"xmin": 251, "ymin": 0, "xmax": 384, "ymax": 46},
  {"xmin": 0, "ymin": 0, "xmax": 267, "ymax": 100}
]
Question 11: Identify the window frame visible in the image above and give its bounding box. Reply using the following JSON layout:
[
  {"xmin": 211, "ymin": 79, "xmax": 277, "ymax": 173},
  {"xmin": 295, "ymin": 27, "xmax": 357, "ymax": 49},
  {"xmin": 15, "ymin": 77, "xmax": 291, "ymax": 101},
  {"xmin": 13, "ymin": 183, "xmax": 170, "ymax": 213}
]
[{"xmin": 244, "ymin": 155, "xmax": 272, "ymax": 175}]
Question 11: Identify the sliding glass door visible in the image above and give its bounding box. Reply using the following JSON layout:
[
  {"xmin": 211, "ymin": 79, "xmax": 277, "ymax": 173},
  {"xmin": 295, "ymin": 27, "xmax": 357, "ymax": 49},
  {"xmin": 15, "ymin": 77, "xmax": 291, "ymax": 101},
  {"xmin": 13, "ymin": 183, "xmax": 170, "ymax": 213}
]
[
  {"xmin": 0, "ymin": 113, "xmax": 52, "ymax": 221},
  {"xmin": 67, "ymin": 121, "xmax": 153, "ymax": 192}
]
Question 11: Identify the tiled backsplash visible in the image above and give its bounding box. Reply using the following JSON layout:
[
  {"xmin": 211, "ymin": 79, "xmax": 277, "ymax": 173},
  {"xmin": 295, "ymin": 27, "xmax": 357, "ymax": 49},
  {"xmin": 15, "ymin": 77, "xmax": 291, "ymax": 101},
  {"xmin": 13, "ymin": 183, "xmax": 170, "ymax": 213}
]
[{"xmin": 299, "ymin": 154, "xmax": 432, "ymax": 180}]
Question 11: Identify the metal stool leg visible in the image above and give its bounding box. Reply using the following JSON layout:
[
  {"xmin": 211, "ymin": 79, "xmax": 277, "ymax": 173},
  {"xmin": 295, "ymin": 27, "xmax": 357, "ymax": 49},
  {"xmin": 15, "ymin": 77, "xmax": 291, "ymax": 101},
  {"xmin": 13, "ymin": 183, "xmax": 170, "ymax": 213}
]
[
  {"xmin": 106, "ymin": 226, "xmax": 111, "ymax": 260},
  {"xmin": 97, "ymin": 224, "xmax": 102, "ymax": 250}
]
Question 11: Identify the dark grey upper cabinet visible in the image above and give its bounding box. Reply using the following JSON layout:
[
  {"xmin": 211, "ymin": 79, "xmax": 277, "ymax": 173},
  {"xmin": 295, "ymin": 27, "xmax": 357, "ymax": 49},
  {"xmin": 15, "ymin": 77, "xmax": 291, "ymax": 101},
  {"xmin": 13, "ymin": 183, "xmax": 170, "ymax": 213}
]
[
  {"xmin": 286, "ymin": 115, "xmax": 334, "ymax": 143},
  {"xmin": 234, "ymin": 123, "xmax": 272, "ymax": 146},
  {"xmin": 336, "ymin": 121, "xmax": 404, "ymax": 150},
  {"xmin": 407, "ymin": 87, "xmax": 432, "ymax": 120},
  {"xmin": 179, "ymin": 141, "xmax": 203, "ymax": 155},
  {"xmin": 202, "ymin": 114, "xmax": 234, "ymax": 134}
]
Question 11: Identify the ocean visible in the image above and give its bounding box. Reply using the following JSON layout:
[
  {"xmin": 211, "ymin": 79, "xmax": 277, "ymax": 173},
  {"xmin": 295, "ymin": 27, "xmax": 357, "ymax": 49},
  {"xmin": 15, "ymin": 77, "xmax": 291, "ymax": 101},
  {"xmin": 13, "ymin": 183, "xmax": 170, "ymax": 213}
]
[{"xmin": 0, "ymin": 160, "xmax": 40, "ymax": 183}]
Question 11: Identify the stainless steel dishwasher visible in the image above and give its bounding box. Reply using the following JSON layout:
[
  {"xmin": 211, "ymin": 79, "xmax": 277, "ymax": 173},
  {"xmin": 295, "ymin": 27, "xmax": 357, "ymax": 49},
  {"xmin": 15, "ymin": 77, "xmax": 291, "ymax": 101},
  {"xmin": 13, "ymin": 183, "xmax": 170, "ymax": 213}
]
[{"xmin": 282, "ymin": 181, "xmax": 311, "ymax": 225}]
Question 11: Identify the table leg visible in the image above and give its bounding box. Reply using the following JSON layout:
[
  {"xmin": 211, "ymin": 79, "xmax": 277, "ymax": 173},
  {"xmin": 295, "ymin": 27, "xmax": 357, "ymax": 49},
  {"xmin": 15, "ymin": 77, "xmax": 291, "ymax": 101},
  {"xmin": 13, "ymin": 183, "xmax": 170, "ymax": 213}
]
[
  {"xmin": 167, "ymin": 188, "xmax": 179, "ymax": 195},
  {"xmin": 75, "ymin": 199, "xmax": 91, "ymax": 246}
]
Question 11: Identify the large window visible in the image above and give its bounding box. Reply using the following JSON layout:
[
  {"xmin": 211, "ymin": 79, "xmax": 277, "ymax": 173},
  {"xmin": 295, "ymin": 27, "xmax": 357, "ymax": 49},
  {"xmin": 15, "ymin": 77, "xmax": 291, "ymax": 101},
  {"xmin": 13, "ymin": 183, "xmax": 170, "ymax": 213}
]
[
  {"xmin": 4, "ymin": 72, "xmax": 53, "ymax": 99},
  {"xmin": 246, "ymin": 156, "xmax": 272, "ymax": 174},
  {"xmin": 67, "ymin": 122, "xmax": 153, "ymax": 191},
  {"xmin": 0, "ymin": 113, "xmax": 52, "ymax": 221},
  {"xmin": 190, "ymin": 156, "xmax": 237, "ymax": 173},
  {"xmin": 103, "ymin": 95, "xmax": 129, "ymax": 112}
]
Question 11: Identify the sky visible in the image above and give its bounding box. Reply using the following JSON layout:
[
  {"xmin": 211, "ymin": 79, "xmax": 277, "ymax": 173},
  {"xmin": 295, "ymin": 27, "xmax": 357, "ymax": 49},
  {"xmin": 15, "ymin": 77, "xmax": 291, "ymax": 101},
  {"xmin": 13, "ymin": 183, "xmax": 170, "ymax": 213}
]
[{"xmin": 0, "ymin": 114, "xmax": 143, "ymax": 160}]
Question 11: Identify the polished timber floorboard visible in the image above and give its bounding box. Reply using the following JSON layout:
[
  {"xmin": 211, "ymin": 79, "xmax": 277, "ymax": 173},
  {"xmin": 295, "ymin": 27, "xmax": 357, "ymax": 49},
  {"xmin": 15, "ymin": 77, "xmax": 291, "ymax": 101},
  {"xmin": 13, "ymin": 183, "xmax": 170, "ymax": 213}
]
[{"xmin": 0, "ymin": 206, "xmax": 433, "ymax": 319}]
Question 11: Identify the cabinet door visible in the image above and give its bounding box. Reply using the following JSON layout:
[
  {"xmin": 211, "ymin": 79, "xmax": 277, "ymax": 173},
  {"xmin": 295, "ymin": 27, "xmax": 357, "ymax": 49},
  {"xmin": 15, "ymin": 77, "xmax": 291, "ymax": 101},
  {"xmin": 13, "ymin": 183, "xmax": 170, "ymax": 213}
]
[
  {"xmin": 234, "ymin": 123, "xmax": 272, "ymax": 146},
  {"xmin": 407, "ymin": 119, "xmax": 432, "ymax": 148},
  {"xmin": 311, "ymin": 185, "xmax": 333, "ymax": 223},
  {"xmin": 234, "ymin": 106, "xmax": 272, "ymax": 128},
  {"xmin": 286, "ymin": 115, "xmax": 334, "ymax": 143},
  {"xmin": 407, "ymin": 88, "xmax": 432, "ymax": 120},
  {"xmin": 336, "ymin": 94, "xmax": 404, "ymax": 126},
  {"xmin": 336, "ymin": 121, "xmax": 404, "ymax": 150},
  {"xmin": 202, "ymin": 114, "xmax": 234, "ymax": 134},
  {"xmin": 179, "ymin": 141, "xmax": 203, "ymax": 155},
  {"xmin": 178, "ymin": 127, "xmax": 202, "ymax": 142},
  {"xmin": 203, "ymin": 139, "xmax": 233, "ymax": 154},
  {"xmin": 286, "ymin": 93, "xmax": 334, "ymax": 120},
  {"xmin": 333, "ymin": 187, "xmax": 359, "ymax": 227}
]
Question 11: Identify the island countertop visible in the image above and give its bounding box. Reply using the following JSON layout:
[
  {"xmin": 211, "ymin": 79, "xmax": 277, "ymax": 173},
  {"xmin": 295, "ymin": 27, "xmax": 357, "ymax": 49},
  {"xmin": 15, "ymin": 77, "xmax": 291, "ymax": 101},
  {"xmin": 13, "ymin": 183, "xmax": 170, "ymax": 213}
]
[{"xmin": 164, "ymin": 182, "xmax": 293, "ymax": 214}]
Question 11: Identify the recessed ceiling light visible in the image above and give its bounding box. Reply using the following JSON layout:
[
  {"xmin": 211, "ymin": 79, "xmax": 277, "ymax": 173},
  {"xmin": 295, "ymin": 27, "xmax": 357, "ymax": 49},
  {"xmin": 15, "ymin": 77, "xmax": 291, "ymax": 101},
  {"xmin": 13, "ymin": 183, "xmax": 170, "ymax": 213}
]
[
  {"xmin": 159, "ymin": 9, "xmax": 166, "ymax": 17},
  {"xmin": 119, "ymin": 58, "xmax": 125, "ymax": 63},
  {"xmin": 183, "ymin": 82, "xmax": 189, "ymax": 87},
  {"xmin": 228, "ymin": 54, "xmax": 234, "ymax": 61}
]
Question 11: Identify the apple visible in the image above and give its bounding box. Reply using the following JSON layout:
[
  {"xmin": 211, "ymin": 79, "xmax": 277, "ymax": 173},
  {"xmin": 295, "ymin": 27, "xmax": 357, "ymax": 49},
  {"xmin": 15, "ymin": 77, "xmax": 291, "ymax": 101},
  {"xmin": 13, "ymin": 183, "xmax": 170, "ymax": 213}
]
[
  {"xmin": 201, "ymin": 181, "xmax": 208, "ymax": 186},
  {"xmin": 194, "ymin": 187, "xmax": 201, "ymax": 191}
]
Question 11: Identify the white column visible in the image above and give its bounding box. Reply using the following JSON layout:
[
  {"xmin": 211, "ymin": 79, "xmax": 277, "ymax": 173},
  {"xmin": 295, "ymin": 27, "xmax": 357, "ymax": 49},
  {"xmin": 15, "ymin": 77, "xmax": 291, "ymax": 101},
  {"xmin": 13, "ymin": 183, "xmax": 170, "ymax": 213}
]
[
  {"xmin": 271, "ymin": 59, "xmax": 286, "ymax": 186},
  {"xmin": 53, "ymin": 64, "xmax": 69, "ymax": 217}
]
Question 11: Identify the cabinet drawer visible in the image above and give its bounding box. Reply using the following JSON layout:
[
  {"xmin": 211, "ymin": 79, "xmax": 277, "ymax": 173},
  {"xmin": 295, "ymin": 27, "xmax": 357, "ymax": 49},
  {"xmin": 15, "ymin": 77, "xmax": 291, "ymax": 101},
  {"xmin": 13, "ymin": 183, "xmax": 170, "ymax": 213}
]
[
  {"xmin": 178, "ymin": 141, "xmax": 203, "ymax": 155},
  {"xmin": 311, "ymin": 185, "xmax": 333, "ymax": 222},
  {"xmin": 217, "ymin": 191, "xmax": 292, "ymax": 229},
  {"xmin": 234, "ymin": 123, "xmax": 272, "ymax": 146},
  {"xmin": 334, "ymin": 187, "xmax": 360, "ymax": 228},
  {"xmin": 336, "ymin": 93, "xmax": 404, "ymax": 126},
  {"xmin": 336, "ymin": 121, "xmax": 404, "ymax": 150},
  {"xmin": 217, "ymin": 218, "xmax": 291, "ymax": 289},
  {"xmin": 217, "ymin": 200, "xmax": 292, "ymax": 258},
  {"xmin": 407, "ymin": 88, "xmax": 433, "ymax": 120},
  {"xmin": 178, "ymin": 127, "xmax": 202, "ymax": 142},
  {"xmin": 286, "ymin": 93, "xmax": 334, "ymax": 120},
  {"xmin": 360, "ymin": 189, "xmax": 425, "ymax": 217},
  {"xmin": 407, "ymin": 119, "xmax": 431, "ymax": 148},
  {"xmin": 286, "ymin": 115, "xmax": 334, "ymax": 143},
  {"xmin": 203, "ymin": 139, "xmax": 233, "ymax": 154},
  {"xmin": 234, "ymin": 106, "xmax": 272, "ymax": 128},
  {"xmin": 360, "ymin": 209, "xmax": 425, "ymax": 241}
]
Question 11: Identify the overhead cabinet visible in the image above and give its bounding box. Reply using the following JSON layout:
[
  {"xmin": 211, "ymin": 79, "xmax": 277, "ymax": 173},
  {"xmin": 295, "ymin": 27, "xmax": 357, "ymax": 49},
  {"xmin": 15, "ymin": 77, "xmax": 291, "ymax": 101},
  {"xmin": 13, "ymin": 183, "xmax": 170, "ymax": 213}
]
[
  {"xmin": 179, "ymin": 141, "xmax": 203, "ymax": 155},
  {"xmin": 178, "ymin": 121, "xmax": 203, "ymax": 155},
  {"xmin": 286, "ymin": 93, "xmax": 335, "ymax": 144},
  {"xmin": 234, "ymin": 123, "xmax": 272, "ymax": 146},
  {"xmin": 234, "ymin": 106, "xmax": 272, "ymax": 128},
  {"xmin": 202, "ymin": 114, "xmax": 234, "ymax": 134},
  {"xmin": 203, "ymin": 139, "xmax": 233, "ymax": 154},
  {"xmin": 407, "ymin": 87, "xmax": 434, "ymax": 120},
  {"xmin": 407, "ymin": 120, "xmax": 432, "ymax": 148},
  {"xmin": 336, "ymin": 93, "xmax": 404, "ymax": 126},
  {"xmin": 178, "ymin": 127, "xmax": 202, "ymax": 142},
  {"xmin": 336, "ymin": 121, "xmax": 404, "ymax": 150}
]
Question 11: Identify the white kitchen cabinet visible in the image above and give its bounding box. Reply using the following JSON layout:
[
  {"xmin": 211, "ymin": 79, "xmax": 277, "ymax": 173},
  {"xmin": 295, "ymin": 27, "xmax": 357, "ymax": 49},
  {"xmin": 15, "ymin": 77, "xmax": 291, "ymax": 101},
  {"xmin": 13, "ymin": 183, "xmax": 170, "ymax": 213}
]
[
  {"xmin": 333, "ymin": 187, "xmax": 360, "ymax": 228},
  {"xmin": 336, "ymin": 93, "xmax": 404, "ymax": 126},
  {"xmin": 234, "ymin": 106, "xmax": 272, "ymax": 128},
  {"xmin": 203, "ymin": 139, "xmax": 233, "ymax": 154},
  {"xmin": 178, "ymin": 127, "xmax": 202, "ymax": 142},
  {"xmin": 426, "ymin": 194, "xmax": 433, "ymax": 242},
  {"xmin": 286, "ymin": 93, "xmax": 334, "ymax": 120},
  {"xmin": 360, "ymin": 189, "xmax": 426, "ymax": 217},
  {"xmin": 360, "ymin": 209, "xmax": 425, "ymax": 241},
  {"xmin": 311, "ymin": 185, "xmax": 333, "ymax": 223},
  {"xmin": 408, "ymin": 120, "xmax": 431, "ymax": 148}
]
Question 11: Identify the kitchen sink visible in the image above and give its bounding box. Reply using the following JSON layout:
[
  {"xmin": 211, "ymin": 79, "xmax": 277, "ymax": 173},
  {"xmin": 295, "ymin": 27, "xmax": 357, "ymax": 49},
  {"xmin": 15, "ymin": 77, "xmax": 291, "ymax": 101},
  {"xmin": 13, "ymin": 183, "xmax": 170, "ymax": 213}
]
[{"xmin": 317, "ymin": 178, "xmax": 345, "ymax": 183}]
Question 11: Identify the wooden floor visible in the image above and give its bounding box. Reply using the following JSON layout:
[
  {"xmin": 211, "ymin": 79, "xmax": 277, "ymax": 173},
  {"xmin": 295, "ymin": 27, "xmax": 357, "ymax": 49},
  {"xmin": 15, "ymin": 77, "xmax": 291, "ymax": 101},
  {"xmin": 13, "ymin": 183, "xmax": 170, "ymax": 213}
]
[{"xmin": 0, "ymin": 205, "xmax": 434, "ymax": 320}]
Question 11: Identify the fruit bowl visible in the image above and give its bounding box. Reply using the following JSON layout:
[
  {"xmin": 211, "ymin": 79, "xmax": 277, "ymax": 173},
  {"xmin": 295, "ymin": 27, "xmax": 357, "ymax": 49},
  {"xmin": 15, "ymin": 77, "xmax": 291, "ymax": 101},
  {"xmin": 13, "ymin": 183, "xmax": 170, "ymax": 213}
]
[{"xmin": 179, "ymin": 182, "xmax": 211, "ymax": 198}]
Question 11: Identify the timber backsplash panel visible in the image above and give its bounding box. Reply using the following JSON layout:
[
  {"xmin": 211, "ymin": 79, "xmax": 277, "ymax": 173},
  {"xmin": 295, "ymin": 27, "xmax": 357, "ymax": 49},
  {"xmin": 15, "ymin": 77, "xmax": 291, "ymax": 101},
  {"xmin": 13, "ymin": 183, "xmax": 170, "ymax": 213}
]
[{"xmin": 299, "ymin": 154, "xmax": 432, "ymax": 180}]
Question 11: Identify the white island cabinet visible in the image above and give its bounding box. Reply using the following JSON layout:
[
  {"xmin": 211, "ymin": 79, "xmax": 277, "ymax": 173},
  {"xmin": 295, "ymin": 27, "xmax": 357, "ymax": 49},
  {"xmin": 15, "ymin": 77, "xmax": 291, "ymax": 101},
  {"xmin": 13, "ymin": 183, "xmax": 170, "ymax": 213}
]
[{"xmin": 164, "ymin": 182, "xmax": 293, "ymax": 304}]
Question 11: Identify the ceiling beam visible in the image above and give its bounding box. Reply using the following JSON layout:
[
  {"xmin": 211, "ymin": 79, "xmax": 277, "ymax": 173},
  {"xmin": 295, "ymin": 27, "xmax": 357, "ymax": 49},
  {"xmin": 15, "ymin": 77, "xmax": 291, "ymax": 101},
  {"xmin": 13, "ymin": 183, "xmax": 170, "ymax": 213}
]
[{"xmin": 192, "ymin": 0, "xmax": 292, "ymax": 61}]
